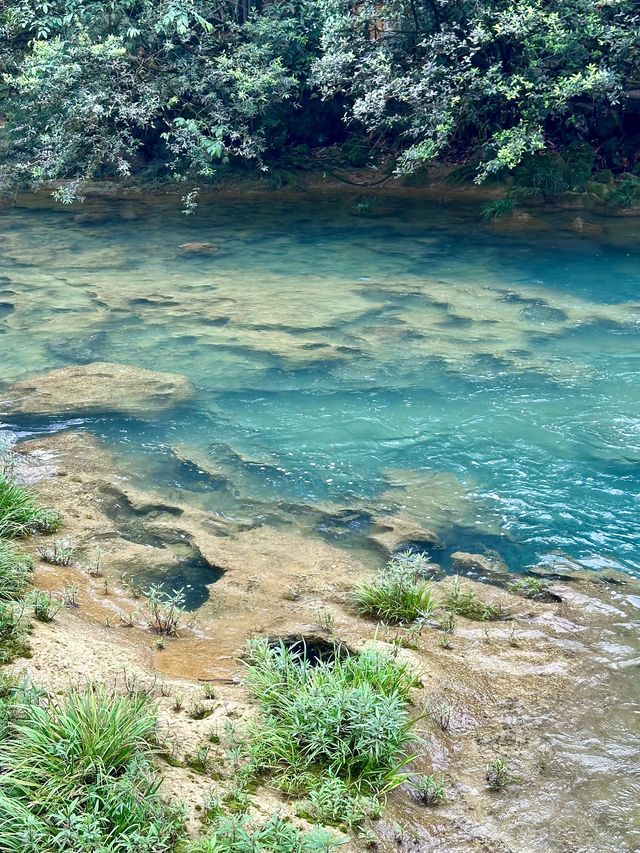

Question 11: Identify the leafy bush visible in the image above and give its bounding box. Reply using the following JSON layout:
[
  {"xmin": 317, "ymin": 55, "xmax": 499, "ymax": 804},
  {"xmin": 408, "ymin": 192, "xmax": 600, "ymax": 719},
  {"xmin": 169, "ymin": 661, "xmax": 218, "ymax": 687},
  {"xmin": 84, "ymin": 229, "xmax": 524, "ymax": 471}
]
[
  {"xmin": 243, "ymin": 639, "xmax": 418, "ymax": 822},
  {"xmin": 2, "ymin": 0, "xmax": 638, "ymax": 192},
  {"xmin": 356, "ymin": 558, "xmax": 436, "ymax": 624},
  {"xmin": 0, "ymin": 687, "xmax": 184, "ymax": 852},
  {"xmin": 187, "ymin": 813, "xmax": 345, "ymax": 853}
]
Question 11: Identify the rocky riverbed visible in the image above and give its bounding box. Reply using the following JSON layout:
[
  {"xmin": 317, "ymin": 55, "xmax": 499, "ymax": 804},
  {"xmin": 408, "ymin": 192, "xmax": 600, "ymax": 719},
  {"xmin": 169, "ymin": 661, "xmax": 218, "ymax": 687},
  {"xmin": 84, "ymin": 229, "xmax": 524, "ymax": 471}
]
[{"xmin": 6, "ymin": 430, "xmax": 639, "ymax": 853}]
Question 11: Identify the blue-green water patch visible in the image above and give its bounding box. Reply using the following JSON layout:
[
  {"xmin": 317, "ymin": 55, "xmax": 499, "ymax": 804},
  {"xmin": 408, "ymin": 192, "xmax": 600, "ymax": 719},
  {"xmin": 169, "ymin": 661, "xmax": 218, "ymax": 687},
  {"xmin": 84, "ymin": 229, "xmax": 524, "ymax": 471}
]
[{"xmin": 1, "ymin": 195, "xmax": 639, "ymax": 578}]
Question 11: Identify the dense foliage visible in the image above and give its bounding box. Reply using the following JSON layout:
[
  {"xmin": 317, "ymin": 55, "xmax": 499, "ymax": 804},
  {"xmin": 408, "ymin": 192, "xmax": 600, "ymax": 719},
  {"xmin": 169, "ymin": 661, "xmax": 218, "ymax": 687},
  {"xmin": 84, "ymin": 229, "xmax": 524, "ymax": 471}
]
[
  {"xmin": 1, "ymin": 1, "xmax": 640, "ymax": 194},
  {"xmin": 242, "ymin": 639, "xmax": 418, "ymax": 827},
  {"xmin": 0, "ymin": 687, "xmax": 185, "ymax": 852}
]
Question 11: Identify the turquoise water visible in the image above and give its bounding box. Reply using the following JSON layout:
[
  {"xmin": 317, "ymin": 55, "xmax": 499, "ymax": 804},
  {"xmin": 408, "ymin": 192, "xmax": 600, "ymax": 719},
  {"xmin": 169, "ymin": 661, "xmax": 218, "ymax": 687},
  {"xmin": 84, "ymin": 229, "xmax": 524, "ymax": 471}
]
[{"xmin": 1, "ymin": 194, "xmax": 639, "ymax": 578}]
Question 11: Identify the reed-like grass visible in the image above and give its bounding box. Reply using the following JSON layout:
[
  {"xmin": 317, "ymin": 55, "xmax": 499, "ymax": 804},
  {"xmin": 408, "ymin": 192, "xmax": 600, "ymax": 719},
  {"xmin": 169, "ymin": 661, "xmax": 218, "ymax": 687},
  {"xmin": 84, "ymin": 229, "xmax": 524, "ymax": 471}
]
[
  {"xmin": 0, "ymin": 602, "xmax": 29, "ymax": 665},
  {"xmin": 441, "ymin": 576, "xmax": 503, "ymax": 621},
  {"xmin": 0, "ymin": 687, "xmax": 184, "ymax": 851},
  {"xmin": 0, "ymin": 475, "xmax": 60, "ymax": 538},
  {"xmin": 356, "ymin": 558, "xmax": 436, "ymax": 624}
]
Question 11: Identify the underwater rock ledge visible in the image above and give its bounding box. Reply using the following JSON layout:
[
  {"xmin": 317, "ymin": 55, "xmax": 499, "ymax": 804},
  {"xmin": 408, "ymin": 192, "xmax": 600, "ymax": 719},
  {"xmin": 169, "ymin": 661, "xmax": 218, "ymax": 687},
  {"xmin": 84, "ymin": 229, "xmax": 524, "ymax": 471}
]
[{"xmin": 1, "ymin": 361, "xmax": 194, "ymax": 417}]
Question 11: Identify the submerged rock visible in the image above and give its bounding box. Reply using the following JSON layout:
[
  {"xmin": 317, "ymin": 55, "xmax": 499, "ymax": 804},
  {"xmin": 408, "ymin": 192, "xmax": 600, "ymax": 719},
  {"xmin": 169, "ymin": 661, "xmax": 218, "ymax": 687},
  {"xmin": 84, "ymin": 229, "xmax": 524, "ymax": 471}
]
[
  {"xmin": 369, "ymin": 513, "xmax": 440, "ymax": 556},
  {"xmin": 570, "ymin": 216, "xmax": 604, "ymax": 236},
  {"xmin": 178, "ymin": 242, "xmax": 219, "ymax": 256},
  {"xmin": 2, "ymin": 361, "xmax": 194, "ymax": 417},
  {"xmin": 451, "ymin": 550, "xmax": 508, "ymax": 575}
]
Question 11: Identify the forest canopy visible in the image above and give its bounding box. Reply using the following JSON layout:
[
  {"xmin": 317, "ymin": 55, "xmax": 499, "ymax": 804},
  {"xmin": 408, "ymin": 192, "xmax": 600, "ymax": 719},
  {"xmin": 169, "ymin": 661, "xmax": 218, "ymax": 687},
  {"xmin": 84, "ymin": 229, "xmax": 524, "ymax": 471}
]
[{"xmin": 1, "ymin": 0, "xmax": 640, "ymax": 197}]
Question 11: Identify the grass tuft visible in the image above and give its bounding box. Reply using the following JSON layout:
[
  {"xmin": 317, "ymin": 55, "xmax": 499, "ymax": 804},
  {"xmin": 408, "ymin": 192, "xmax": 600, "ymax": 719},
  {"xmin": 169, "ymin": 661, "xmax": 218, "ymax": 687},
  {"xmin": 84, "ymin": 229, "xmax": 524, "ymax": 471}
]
[
  {"xmin": 187, "ymin": 813, "xmax": 346, "ymax": 852},
  {"xmin": 242, "ymin": 638, "xmax": 419, "ymax": 827},
  {"xmin": 411, "ymin": 773, "xmax": 447, "ymax": 805},
  {"xmin": 0, "ymin": 687, "xmax": 184, "ymax": 851},
  {"xmin": 0, "ymin": 539, "xmax": 33, "ymax": 602},
  {"xmin": 441, "ymin": 576, "xmax": 503, "ymax": 621},
  {"xmin": 0, "ymin": 475, "xmax": 60, "ymax": 537},
  {"xmin": 356, "ymin": 558, "xmax": 436, "ymax": 624}
]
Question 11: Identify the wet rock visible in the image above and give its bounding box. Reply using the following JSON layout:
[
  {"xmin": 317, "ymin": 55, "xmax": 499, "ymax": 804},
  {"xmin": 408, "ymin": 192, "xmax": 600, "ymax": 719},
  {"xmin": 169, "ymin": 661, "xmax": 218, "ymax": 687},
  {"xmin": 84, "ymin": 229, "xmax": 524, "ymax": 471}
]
[
  {"xmin": 315, "ymin": 509, "xmax": 374, "ymax": 542},
  {"xmin": 451, "ymin": 550, "xmax": 508, "ymax": 575},
  {"xmin": 178, "ymin": 242, "xmax": 219, "ymax": 256},
  {"xmin": 370, "ymin": 513, "xmax": 440, "ymax": 556},
  {"xmin": 73, "ymin": 211, "xmax": 112, "ymax": 225},
  {"xmin": 2, "ymin": 361, "xmax": 194, "ymax": 417},
  {"xmin": 491, "ymin": 211, "xmax": 549, "ymax": 232},
  {"xmin": 571, "ymin": 217, "xmax": 604, "ymax": 236}
]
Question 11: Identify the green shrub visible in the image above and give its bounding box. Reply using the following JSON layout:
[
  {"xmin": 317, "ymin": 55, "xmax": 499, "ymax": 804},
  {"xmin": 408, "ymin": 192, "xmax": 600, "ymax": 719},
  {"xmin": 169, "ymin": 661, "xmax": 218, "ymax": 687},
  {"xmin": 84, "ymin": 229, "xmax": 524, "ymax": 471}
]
[
  {"xmin": 445, "ymin": 162, "xmax": 481, "ymax": 185},
  {"xmin": 0, "ymin": 475, "xmax": 60, "ymax": 537},
  {"xmin": 243, "ymin": 639, "xmax": 418, "ymax": 820},
  {"xmin": 187, "ymin": 813, "xmax": 345, "ymax": 853},
  {"xmin": 307, "ymin": 776, "xmax": 381, "ymax": 828},
  {"xmin": 513, "ymin": 152, "xmax": 568, "ymax": 198},
  {"xmin": 0, "ymin": 687, "xmax": 184, "ymax": 852},
  {"xmin": 0, "ymin": 539, "xmax": 33, "ymax": 601},
  {"xmin": 562, "ymin": 141, "xmax": 596, "ymax": 187},
  {"xmin": 356, "ymin": 558, "xmax": 436, "ymax": 624},
  {"xmin": 593, "ymin": 168, "xmax": 614, "ymax": 184}
]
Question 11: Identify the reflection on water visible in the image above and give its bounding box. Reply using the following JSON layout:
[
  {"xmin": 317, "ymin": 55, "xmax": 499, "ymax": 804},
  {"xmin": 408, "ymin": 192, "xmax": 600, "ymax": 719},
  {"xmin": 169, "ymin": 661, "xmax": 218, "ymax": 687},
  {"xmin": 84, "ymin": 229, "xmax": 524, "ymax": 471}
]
[{"xmin": 0, "ymin": 193, "xmax": 639, "ymax": 578}]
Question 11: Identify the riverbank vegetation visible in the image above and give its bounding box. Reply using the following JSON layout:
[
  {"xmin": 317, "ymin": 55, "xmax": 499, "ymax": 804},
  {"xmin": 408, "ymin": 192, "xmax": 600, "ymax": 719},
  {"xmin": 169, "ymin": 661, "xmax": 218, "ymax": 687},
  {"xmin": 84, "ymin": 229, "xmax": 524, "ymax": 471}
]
[
  {"xmin": 2, "ymin": 1, "xmax": 640, "ymax": 202},
  {"xmin": 0, "ymin": 455, "xmax": 420, "ymax": 849}
]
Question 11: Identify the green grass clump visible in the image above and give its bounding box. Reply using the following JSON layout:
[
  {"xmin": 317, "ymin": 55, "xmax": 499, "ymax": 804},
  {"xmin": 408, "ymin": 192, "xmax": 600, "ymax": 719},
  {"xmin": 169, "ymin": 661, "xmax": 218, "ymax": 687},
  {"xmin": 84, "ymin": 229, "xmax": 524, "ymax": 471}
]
[
  {"xmin": 188, "ymin": 813, "xmax": 345, "ymax": 852},
  {"xmin": 509, "ymin": 577, "xmax": 544, "ymax": 598},
  {"xmin": 356, "ymin": 558, "xmax": 436, "ymax": 624},
  {"xmin": 0, "ymin": 687, "xmax": 184, "ymax": 852},
  {"xmin": 480, "ymin": 196, "xmax": 515, "ymax": 221},
  {"xmin": 0, "ymin": 475, "xmax": 60, "ymax": 537},
  {"xmin": 411, "ymin": 773, "xmax": 447, "ymax": 805},
  {"xmin": 243, "ymin": 639, "xmax": 418, "ymax": 827},
  {"xmin": 30, "ymin": 589, "xmax": 62, "ymax": 623},
  {"xmin": 0, "ymin": 603, "xmax": 30, "ymax": 665},
  {"xmin": 441, "ymin": 576, "xmax": 503, "ymax": 621},
  {"xmin": 0, "ymin": 539, "xmax": 33, "ymax": 601}
]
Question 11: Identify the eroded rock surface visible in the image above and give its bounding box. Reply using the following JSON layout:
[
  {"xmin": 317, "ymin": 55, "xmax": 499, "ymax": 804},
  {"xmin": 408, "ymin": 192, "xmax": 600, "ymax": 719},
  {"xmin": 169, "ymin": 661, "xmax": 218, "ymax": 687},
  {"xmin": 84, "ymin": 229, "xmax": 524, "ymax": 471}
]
[{"xmin": 2, "ymin": 361, "xmax": 194, "ymax": 416}]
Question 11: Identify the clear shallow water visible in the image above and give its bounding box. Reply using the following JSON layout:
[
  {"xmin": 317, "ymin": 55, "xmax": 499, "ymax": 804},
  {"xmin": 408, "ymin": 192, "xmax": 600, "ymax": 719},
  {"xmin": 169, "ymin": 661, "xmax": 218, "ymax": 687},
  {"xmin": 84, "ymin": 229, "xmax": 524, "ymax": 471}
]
[{"xmin": 1, "ymin": 194, "xmax": 639, "ymax": 577}]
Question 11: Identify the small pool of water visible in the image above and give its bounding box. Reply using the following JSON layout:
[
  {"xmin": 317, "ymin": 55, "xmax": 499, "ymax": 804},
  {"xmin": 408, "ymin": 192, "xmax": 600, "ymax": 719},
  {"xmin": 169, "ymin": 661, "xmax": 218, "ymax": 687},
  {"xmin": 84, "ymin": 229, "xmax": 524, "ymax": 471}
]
[{"xmin": 1, "ymin": 193, "xmax": 639, "ymax": 579}]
